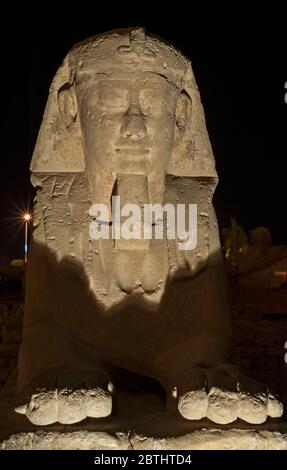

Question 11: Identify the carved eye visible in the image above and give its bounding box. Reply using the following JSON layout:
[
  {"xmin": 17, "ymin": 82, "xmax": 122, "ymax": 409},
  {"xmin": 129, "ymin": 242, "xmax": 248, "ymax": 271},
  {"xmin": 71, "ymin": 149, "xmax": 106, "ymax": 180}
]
[
  {"xmin": 139, "ymin": 91, "xmax": 157, "ymax": 115},
  {"xmin": 98, "ymin": 88, "xmax": 129, "ymax": 112},
  {"xmin": 139, "ymin": 89, "xmax": 171, "ymax": 116}
]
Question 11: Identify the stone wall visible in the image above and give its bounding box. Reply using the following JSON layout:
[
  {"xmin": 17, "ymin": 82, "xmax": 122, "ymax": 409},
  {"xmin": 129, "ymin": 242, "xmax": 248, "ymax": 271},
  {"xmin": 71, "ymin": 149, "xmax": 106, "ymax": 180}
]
[
  {"xmin": 232, "ymin": 286, "xmax": 287, "ymax": 401},
  {"xmin": 0, "ymin": 301, "xmax": 23, "ymax": 389}
]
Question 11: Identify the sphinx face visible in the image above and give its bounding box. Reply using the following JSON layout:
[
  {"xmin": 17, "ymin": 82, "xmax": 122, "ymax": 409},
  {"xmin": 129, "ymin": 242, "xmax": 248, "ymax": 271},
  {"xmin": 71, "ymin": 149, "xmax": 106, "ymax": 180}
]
[{"xmin": 76, "ymin": 73, "xmax": 179, "ymax": 206}]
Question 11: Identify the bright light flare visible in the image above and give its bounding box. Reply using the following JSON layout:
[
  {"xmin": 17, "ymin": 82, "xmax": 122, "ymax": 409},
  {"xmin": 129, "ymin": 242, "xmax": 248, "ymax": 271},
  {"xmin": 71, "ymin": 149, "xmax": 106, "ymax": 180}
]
[{"xmin": 23, "ymin": 213, "xmax": 31, "ymax": 222}]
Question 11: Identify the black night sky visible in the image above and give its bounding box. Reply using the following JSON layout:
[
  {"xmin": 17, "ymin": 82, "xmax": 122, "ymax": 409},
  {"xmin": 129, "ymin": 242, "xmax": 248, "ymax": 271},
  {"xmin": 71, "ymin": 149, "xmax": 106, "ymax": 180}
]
[{"xmin": 0, "ymin": 10, "xmax": 286, "ymax": 263}]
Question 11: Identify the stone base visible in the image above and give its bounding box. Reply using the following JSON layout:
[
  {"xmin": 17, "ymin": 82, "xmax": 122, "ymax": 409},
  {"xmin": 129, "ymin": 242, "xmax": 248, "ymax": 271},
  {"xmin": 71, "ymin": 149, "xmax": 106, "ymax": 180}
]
[
  {"xmin": 2, "ymin": 429, "xmax": 287, "ymax": 450},
  {"xmin": 1, "ymin": 371, "xmax": 287, "ymax": 450}
]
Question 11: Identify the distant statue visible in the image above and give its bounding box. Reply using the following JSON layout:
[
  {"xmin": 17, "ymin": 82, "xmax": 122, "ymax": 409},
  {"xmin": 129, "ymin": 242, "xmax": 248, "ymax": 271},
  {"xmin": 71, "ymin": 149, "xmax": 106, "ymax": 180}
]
[{"xmin": 15, "ymin": 28, "xmax": 282, "ymax": 426}]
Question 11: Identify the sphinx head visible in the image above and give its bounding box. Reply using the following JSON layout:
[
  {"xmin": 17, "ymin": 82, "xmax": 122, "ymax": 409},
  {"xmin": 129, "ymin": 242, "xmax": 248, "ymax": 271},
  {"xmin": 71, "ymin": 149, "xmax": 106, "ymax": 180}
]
[{"xmin": 31, "ymin": 28, "xmax": 217, "ymax": 209}]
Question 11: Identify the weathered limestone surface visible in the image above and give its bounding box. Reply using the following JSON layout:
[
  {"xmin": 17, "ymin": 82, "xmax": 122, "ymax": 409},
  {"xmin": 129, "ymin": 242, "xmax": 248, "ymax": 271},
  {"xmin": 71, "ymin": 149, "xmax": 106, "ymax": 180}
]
[
  {"xmin": 6, "ymin": 27, "xmax": 283, "ymax": 433},
  {"xmin": 1, "ymin": 373, "xmax": 287, "ymax": 450},
  {"xmin": 2, "ymin": 429, "xmax": 287, "ymax": 450},
  {"xmin": 2, "ymin": 286, "xmax": 287, "ymax": 411}
]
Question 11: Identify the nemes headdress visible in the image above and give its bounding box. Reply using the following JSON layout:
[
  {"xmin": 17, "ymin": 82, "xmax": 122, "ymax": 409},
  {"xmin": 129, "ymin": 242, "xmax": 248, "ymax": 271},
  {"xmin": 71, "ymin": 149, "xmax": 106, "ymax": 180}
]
[{"xmin": 31, "ymin": 27, "xmax": 217, "ymax": 181}]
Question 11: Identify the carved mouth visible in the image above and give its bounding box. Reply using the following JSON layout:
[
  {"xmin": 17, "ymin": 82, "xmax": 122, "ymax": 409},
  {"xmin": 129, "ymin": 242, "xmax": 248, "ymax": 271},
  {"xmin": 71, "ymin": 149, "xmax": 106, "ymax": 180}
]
[{"xmin": 116, "ymin": 148, "xmax": 149, "ymax": 156}]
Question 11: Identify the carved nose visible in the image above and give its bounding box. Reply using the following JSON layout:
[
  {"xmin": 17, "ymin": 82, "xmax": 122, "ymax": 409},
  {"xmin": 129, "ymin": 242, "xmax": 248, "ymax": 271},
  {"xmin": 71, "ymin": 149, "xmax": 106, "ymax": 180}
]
[{"xmin": 120, "ymin": 105, "xmax": 147, "ymax": 140}]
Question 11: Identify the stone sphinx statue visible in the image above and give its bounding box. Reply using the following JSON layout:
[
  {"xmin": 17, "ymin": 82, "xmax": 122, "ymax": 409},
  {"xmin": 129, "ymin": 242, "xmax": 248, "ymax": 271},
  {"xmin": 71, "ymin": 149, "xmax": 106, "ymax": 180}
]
[{"xmin": 15, "ymin": 28, "xmax": 283, "ymax": 427}]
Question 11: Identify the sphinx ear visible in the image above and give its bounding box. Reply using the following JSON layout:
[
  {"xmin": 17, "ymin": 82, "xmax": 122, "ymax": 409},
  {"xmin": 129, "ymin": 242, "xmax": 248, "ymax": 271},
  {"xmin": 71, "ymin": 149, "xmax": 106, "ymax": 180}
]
[
  {"xmin": 57, "ymin": 84, "xmax": 77, "ymax": 128},
  {"xmin": 175, "ymin": 90, "xmax": 192, "ymax": 133}
]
